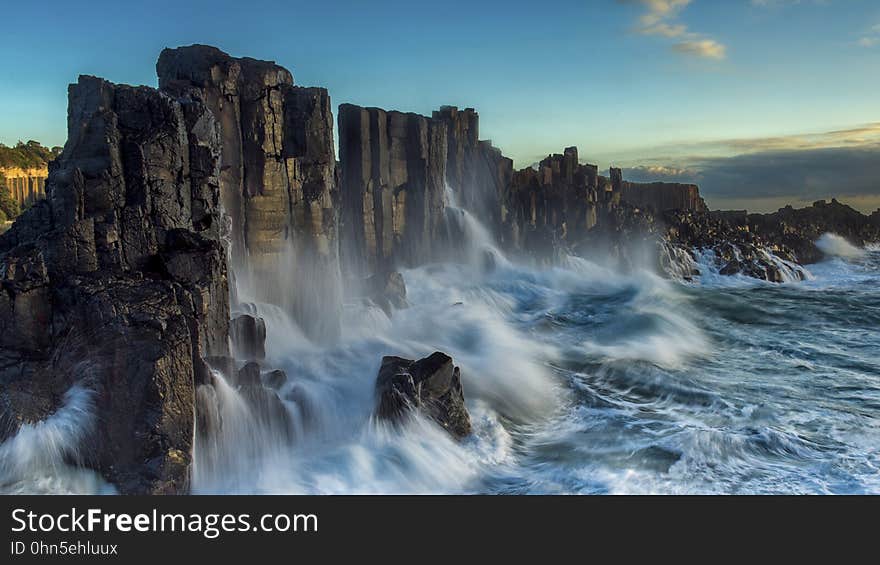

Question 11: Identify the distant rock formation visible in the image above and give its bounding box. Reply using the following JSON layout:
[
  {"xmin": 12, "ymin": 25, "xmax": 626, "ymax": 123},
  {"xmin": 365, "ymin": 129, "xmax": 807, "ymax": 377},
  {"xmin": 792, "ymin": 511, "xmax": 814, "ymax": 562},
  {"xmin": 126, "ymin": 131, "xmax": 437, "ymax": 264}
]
[
  {"xmin": 0, "ymin": 166, "xmax": 48, "ymax": 207},
  {"xmin": 621, "ymin": 180, "xmax": 707, "ymax": 215},
  {"xmin": 0, "ymin": 75, "xmax": 230, "ymax": 494},
  {"xmin": 157, "ymin": 45, "xmax": 341, "ymax": 341}
]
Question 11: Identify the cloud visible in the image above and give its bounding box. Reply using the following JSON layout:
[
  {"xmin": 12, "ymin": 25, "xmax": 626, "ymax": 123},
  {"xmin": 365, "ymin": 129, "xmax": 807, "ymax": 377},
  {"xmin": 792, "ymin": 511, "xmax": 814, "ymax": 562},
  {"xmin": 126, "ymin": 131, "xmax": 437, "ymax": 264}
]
[
  {"xmin": 624, "ymin": 165, "xmax": 700, "ymax": 180},
  {"xmin": 672, "ymin": 39, "xmax": 727, "ymax": 59},
  {"xmin": 624, "ymin": 0, "xmax": 727, "ymax": 60}
]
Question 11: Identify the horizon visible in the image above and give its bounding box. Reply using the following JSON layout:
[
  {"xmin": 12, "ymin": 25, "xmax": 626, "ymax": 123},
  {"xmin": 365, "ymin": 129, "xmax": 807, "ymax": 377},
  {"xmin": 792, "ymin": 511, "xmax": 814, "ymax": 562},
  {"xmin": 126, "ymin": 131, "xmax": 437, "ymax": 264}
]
[{"xmin": 2, "ymin": 0, "xmax": 879, "ymax": 212}]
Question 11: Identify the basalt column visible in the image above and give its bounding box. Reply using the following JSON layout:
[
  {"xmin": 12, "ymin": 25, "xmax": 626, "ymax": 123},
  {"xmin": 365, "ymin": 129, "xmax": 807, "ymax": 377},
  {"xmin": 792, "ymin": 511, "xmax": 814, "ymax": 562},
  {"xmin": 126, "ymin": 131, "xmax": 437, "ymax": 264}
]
[
  {"xmin": 433, "ymin": 106, "xmax": 511, "ymax": 236},
  {"xmin": 157, "ymin": 45, "xmax": 341, "ymax": 341},
  {"xmin": 505, "ymin": 147, "xmax": 600, "ymax": 256},
  {"xmin": 338, "ymin": 104, "xmax": 448, "ymax": 277}
]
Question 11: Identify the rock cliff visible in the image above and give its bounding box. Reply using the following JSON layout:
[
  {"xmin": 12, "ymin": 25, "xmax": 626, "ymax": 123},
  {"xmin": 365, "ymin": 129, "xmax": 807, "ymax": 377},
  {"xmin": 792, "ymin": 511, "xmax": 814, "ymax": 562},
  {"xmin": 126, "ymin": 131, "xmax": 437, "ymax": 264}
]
[
  {"xmin": 157, "ymin": 45, "xmax": 341, "ymax": 341},
  {"xmin": 337, "ymin": 104, "xmax": 448, "ymax": 276},
  {"xmin": 0, "ymin": 75, "xmax": 230, "ymax": 493}
]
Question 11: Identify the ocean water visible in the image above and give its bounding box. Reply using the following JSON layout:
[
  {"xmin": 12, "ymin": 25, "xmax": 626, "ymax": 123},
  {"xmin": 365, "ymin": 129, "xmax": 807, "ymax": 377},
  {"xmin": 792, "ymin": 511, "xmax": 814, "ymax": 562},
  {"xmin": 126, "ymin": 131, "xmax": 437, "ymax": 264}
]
[{"xmin": 2, "ymin": 230, "xmax": 878, "ymax": 495}]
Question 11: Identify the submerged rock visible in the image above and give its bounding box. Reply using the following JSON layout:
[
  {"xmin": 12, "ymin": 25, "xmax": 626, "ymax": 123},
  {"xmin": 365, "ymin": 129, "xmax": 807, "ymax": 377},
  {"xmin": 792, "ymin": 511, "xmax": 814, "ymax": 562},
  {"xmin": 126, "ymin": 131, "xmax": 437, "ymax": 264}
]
[{"xmin": 375, "ymin": 352, "xmax": 471, "ymax": 439}]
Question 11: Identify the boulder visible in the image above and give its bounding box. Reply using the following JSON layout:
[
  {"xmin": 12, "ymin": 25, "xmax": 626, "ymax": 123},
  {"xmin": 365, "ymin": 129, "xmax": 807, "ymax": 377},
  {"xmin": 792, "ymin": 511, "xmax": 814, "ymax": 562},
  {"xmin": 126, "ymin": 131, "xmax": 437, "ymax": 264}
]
[{"xmin": 375, "ymin": 352, "xmax": 471, "ymax": 439}]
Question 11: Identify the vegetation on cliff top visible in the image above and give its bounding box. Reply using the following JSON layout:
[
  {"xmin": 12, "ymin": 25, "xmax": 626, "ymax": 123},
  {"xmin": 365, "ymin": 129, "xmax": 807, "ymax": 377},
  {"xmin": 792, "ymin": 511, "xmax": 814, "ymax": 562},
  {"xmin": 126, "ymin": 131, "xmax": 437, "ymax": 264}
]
[{"xmin": 0, "ymin": 140, "xmax": 61, "ymax": 170}]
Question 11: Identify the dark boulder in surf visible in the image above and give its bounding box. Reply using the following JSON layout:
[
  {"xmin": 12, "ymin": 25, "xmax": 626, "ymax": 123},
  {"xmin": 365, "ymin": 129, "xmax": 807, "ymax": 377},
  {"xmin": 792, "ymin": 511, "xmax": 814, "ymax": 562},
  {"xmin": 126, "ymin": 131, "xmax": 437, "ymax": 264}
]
[{"xmin": 375, "ymin": 352, "xmax": 471, "ymax": 439}]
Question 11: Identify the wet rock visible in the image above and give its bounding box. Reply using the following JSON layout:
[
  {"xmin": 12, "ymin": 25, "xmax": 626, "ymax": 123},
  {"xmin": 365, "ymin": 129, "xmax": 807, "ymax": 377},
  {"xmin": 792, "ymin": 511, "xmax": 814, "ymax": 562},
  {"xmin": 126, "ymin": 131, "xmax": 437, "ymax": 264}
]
[
  {"xmin": 0, "ymin": 73, "xmax": 230, "ymax": 494},
  {"xmin": 204, "ymin": 355, "xmax": 236, "ymax": 381},
  {"xmin": 237, "ymin": 361, "xmax": 262, "ymax": 387},
  {"xmin": 375, "ymin": 352, "xmax": 471, "ymax": 439},
  {"xmin": 230, "ymin": 314, "xmax": 266, "ymax": 361},
  {"xmin": 158, "ymin": 44, "xmax": 342, "ymax": 341},
  {"xmin": 263, "ymin": 369, "xmax": 287, "ymax": 389},
  {"xmin": 367, "ymin": 270, "xmax": 408, "ymax": 317}
]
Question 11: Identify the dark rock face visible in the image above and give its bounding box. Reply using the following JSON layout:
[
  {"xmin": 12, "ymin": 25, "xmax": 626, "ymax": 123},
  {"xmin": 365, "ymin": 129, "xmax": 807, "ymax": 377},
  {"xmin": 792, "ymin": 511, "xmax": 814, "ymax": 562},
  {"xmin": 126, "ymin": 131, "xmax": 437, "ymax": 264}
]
[
  {"xmin": 230, "ymin": 314, "xmax": 266, "ymax": 361},
  {"xmin": 157, "ymin": 45, "xmax": 341, "ymax": 341},
  {"xmin": 338, "ymin": 104, "xmax": 448, "ymax": 276},
  {"xmin": 0, "ymin": 75, "xmax": 230, "ymax": 494},
  {"xmin": 375, "ymin": 352, "xmax": 471, "ymax": 439},
  {"xmin": 662, "ymin": 209, "xmax": 808, "ymax": 282},
  {"xmin": 662, "ymin": 199, "xmax": 880, "ymax": 280},
  {"xmin": 621, "ymin": 181, "xmax": 707, "ymax": 214},
  {"xmin": 504, "ymin": 148, "xmax": 601, "ymax": 257}
]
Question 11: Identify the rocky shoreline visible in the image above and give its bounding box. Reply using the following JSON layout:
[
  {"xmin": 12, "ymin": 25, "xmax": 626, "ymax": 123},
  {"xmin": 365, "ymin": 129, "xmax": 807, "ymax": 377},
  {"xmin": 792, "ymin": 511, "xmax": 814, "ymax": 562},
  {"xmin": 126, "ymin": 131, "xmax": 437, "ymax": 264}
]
[{"xmin": 1, "ymin": 44, "xmax": 878, "ymax": 493}]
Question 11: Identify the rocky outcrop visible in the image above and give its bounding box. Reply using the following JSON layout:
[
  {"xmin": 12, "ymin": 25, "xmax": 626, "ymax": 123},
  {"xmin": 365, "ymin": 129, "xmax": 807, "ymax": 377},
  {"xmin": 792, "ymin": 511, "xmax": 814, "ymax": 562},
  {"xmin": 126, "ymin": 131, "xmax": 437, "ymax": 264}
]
[
  {"xmin": 621, "ymin": 180, "xmax": 707, "ymax": 214},
  {"xmin": 375, "ymin": 352, "xmax": 471, "ymax": 439},
  {"xmin": 0, "ymin": 166, "xmax": 48, "ymax": 207},
  {"xmin": 663, "ymin": 199, "xmax": 880, "ymax": 278},
  {"xmin": 157, "ymin": 45, "xmax": 341, "ymax": 341},
  {"xmin": 748, "ymin": 199, "xmax": 880, "ymax": 263},
  {"xmin": 504, "ymin": 148, "xmax": 601, "ymax": 257},
  {"xmin": 338, "ymin": 104, "xmax": 448, "ymax": 276},
  {"xmin": 0, "ymin": 75, "xmax": 230, "ymax": 494}
]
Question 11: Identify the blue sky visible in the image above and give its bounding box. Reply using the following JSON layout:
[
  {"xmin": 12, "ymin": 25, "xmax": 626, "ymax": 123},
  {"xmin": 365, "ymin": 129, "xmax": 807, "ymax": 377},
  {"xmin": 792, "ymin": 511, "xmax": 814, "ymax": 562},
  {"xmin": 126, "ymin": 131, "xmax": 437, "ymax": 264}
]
[{"xmin": 2, "ymin": 0, "xmax": 879, "ymax": 210}]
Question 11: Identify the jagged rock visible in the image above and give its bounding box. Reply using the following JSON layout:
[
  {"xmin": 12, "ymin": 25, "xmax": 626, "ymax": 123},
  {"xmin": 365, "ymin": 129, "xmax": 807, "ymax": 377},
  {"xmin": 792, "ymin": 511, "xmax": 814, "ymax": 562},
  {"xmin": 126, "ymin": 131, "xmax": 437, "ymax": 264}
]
[
  {"xmin": 0, "ymin": 74, "xmax": 229, "ymax": 494},
  {"xmin": 230, "ymin": 314, "xmax": 266, "ymax": 361},
  {"xmin": 375, "ymin": 352, "xmax": 471, "ymax": 439}
]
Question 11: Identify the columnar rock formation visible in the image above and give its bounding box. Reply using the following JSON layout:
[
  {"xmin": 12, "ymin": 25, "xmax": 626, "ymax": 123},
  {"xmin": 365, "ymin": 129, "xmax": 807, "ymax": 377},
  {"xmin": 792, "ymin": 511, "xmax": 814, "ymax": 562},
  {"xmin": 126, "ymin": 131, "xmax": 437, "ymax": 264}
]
[
  {"xmin": 337, "ymin": 104, "xmax": 448, "ymax": 276},
  {"xmin": 504, "ymin": 148, "xmax": 602, "ymax": 255},
  {"xmin": 157, "ymin": 45, "xmax": 341, "ymax": 341},
  {"xmin": 0, "ymin": 166, "xmax": 48, "ymax": 206},
  {"xmin": 433, "ymin": 106, "xmax": 512, "ymax": 235},
  {"xmin": 0, "ymin": 75, "xmax": 230, "ymax": 494}
]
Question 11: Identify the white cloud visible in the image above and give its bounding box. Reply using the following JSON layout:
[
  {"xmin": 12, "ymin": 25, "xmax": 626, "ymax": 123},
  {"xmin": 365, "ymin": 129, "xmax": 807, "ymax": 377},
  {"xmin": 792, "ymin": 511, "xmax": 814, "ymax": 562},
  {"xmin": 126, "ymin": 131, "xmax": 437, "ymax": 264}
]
[
  {"xmin": 625, "ymin": 0, "xmax": 727, "ymax": 60},
  {"xmin": 858, "ymin": 23, "xmax": 880, "ymax": 48},
  {"xmin": 672, "ymin": 39, "xmax": 727, "ymax": 59}
]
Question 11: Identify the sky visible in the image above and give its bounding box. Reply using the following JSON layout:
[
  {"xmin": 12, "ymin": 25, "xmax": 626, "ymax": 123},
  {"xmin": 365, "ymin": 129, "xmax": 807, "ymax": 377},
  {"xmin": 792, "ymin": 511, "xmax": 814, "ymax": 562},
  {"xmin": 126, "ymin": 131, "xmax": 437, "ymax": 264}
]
[{"xmin": 1, "ymin": 0, "xmax": 878, "ymax": 211}]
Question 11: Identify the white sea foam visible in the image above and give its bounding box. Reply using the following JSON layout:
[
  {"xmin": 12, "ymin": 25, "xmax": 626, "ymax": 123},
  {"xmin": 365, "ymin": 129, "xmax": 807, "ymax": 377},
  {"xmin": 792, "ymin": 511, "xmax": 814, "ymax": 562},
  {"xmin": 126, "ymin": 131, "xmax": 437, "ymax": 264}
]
[
  {"xmin": 816, "ymin": 233, "xmax": 865, "ymax": 259},
  {"xmin": 0, "ymin": 383, "xmax": 114, "ymax": 494}
]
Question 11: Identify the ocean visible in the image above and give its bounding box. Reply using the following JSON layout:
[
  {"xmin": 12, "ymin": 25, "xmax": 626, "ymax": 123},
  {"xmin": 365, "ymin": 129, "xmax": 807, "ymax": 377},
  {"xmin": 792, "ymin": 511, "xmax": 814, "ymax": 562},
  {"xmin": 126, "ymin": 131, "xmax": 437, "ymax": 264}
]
[{"xmin": 2, "ymin": 221, "xmax": 878, "ymax": 495}]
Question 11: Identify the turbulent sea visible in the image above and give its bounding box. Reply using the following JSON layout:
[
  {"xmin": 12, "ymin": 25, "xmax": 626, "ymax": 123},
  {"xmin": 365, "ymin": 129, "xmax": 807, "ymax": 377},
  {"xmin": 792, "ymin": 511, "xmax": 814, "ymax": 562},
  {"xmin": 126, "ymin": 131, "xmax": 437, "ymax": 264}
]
[{"xmin": 3, "ymin": 228, "xmax": 879, "ymax": 495}]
